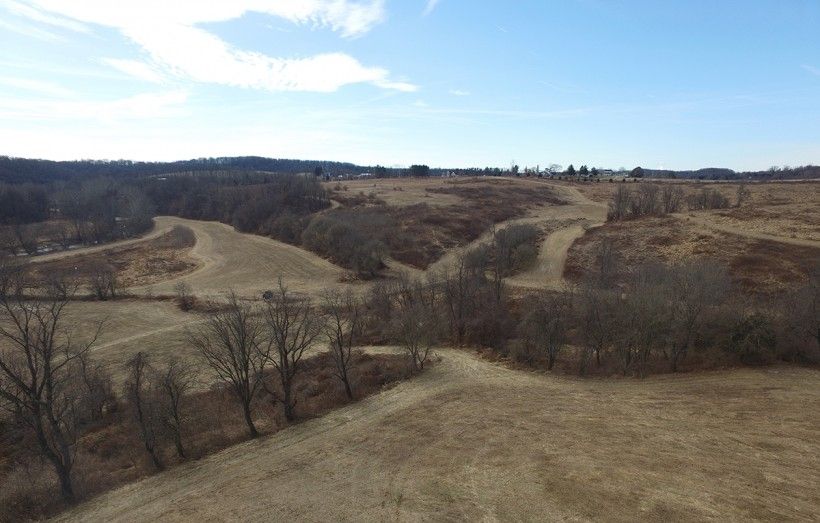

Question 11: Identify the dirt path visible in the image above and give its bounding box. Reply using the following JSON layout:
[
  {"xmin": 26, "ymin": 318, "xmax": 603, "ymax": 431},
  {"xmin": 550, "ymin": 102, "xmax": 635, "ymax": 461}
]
[
  {"xmin": 129, "ymin": 216, "xmax": 350, "ymax": 299},
  {"xmin": 25, "ymin": 219, "xmax": 174, "ymax": 264},
  {"xmin": 506, "ymin": 182, "xmax": 607, "ymax": 289},
  {"xmin": 386, "ymin": 181, "xmax": 608, "ymax": 289},
  {"xmin": 677, "ymin": 212, "xmax": 820, "ymax": 248},
  {"xmin": 58, "ymin": 348, "xmax": 820, "ymax": 522}
]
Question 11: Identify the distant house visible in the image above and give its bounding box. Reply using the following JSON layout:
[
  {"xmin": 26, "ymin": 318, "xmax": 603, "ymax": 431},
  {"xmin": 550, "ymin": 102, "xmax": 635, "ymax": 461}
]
[{"xmin": 357, "ymin": 173, "xmax": 374, "ymax": 179}]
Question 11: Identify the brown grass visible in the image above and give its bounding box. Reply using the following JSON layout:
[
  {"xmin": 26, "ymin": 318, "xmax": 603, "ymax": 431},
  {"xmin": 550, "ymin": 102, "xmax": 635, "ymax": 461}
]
[
  {"xmin": 565, "ymin": 216, "xmax": 819, "ymax": 293},
  {"xmin": 327, "ymin": 178, "xmax": 566, "ymax": 268},
  {"xmin": 54, "ymin": 348, "xmax": 820, "ymax": 522},
  {"xmin": 28, "ymin": 226, "xmax": 198, "ymax": 288}
]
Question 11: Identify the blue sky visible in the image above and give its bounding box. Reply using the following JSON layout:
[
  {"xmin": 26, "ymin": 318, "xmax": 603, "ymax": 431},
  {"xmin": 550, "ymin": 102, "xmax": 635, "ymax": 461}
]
[{"xmin": 1, "ymin": 0, "xmax": 818, "ymax": 170}]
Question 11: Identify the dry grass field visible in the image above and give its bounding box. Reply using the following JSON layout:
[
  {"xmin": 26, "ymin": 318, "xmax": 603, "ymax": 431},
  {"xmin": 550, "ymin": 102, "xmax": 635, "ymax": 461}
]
[
  {"xmin": 57, "ymin": 347, "xmax": 820, "ymax": 522},
  {"xmin": 29, "ymin": 225, "xmax": 199, "ymax": 288},
  {"xmin": 4, "ymin": 176, "xmax": 819, "ymax": 521},
  {"xmin": 564, "ymin": 180, "xmax": 820, "ymax": 292}
]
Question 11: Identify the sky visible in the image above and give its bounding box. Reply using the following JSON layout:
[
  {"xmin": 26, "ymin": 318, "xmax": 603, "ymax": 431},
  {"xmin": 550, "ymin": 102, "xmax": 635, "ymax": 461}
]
[{"xmin": 0, "ymin": 0, "xmax": 819, "ymax": 171}]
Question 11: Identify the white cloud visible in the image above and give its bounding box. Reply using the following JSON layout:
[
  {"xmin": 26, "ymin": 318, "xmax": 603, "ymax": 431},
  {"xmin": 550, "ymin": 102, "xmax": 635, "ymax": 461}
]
[
  {"xmin": 0, "ymin": 0, "xmax": 89, "ymax": 33},
  {"xmin": 0, "ymin": 76, "xmax": 74, "ymax": 97},
  {"xmin": 0, "ymin": 17, "xmax": 63, "ymax": 41},
  {"xmin": 101, "ymin": 58, "xmax": 165, "ymax": 84},
  {"xmin": 802, "ymin": 64, "xmax": 820, "ymax": 77},
  {"xmin": 423, "ymin": 0, "xmax": 441, "ymax": 16},
  {"xmin": 14, "ymin": 0, "xmax": 414, "ymax": 93},
  {"xmin": 449, "ymin": 89, "xmax": 470, "ymax": 96}
]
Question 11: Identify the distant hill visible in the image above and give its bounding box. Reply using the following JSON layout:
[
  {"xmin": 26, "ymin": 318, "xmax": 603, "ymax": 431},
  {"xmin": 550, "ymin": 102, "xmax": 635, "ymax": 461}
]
[
  {"xmin": 1, "ymin": 155, "xmax": 818, "ymax": 184},
  {"xmin": 641, "ymin": 166, "xmax": 820, "ymax": 180},
  {"xmin": 0, "ymin": 156, "xmax": 368, "ymax": 184}
]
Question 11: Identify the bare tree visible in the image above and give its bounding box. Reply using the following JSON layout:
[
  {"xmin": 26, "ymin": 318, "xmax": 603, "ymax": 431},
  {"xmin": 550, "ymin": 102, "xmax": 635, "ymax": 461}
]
[
  {"xmin": 578, "ymin": 283, "xmax": 619, "ymax": 374},
  {"xmin": 520, "ymin": 289, "xmax": 573, "ymax": 370},
  {"xmin": 13, "ymin": 223, "xmax": 39, "ymax": 255},
  {"xmin": 322, "ymin": 290, "xmax": 361, "ymax": 400},
  {"xmin": 0, "ymin": 273, "xmax": 102, "ymax": 504},
  {"xmin": 77, "ymin": 351, "xmax": 115, "ymax": 422},
  {"xmin": 440, "ymin": 256, "xmax": 484, "ymax": 345},
  {"xmin": 263, "ymin": 279, "xmax": 321, "ymax": 422},
  {"xmin": 621, "ymin": 265, "xmax": 670, "ymax": 377},
  {"xmin": 593, "ymin": 238, "xmax": 619, "ymax": 288},
  {"xmin": 189, "ymin": 293, "xmax": 268, "ymax": 438},
  {"xmin": 0, "ymin": 227, "xmax": 16, "ymax": 255},
  {"xmin": 667, "ymin": 259, "xmax": 729, "ymax": 372},
  {"xmin": 155, "ymin": 358, "xmax": 196, "ymax": 459},
  {"xmin": 783, "ymin": 265, "xmax": 820, "ymax": 355},
  {"xmin": 393, "ymin": 299, "xmax": 437, "ymax": 371},
  {"xmin": 123, "ymin": 352, "xmax": 164, "ymax": 470}
]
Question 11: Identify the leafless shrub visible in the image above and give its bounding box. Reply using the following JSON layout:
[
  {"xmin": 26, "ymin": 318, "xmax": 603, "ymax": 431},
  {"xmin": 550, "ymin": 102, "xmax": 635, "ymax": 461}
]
[
  {"xmin": 735, "ymin": 182, "xmax": 750, "ymax": 207},
  {"xmin": 87, "ymin": 262, "xmax": 118, "ymax": 300},
  {"xmin": 661, "ymin": 185, "xmax": 684, "ymax": 213},
  {"xmin": 687, "ymin": 187, "xmax": 730, "ymax": 210},
  {"xmin": 607, "ymin": 184, "xmax": 631, "ymax": 220},
  {"xmin": 174, "ymin": 281, "xmax": 194, "ymax": 311},
  {"xmin": 491, "ymin": 223, "xmax": 540, "ymax": 277},
  {"xmin": 726, "ymin": 312, "xmax": 777, "ymax": 365}
]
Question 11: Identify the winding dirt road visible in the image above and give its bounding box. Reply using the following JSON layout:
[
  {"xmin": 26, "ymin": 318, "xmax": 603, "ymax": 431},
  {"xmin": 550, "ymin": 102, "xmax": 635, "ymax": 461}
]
[{"xmin": 25, "ymin": 221, "xmax": 175, "ymax": 264}]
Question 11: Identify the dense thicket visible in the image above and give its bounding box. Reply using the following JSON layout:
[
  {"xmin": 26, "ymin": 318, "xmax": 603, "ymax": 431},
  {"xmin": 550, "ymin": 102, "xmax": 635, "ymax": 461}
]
[
  {"xmin": 137, "ymin": 173, "xmax": 329, "ymax": 232},
  {"xmin": 0, "ymin": 184, "xmax": 49, "ymax": 224}
]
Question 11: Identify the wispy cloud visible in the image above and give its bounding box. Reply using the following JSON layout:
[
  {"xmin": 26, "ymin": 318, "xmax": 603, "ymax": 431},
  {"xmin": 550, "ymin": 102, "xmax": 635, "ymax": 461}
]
[
  {"xmin": 423, "ymin": 0, "xmax": 441, "ymax": 16},
  {"xmin": 449, "ymin": 89, "xmax": 470, "ymax": 96},
  {"xmin": 101, "ymin": 58, "xmax": 165, "ymax": 84},
  {"xmin": 13, "ymin": 1, "xmax": 416, "ymax": 93},
  {"xmin": 0, "ymin": 90, "xmax": 188, "ymax": 121},
  {"xmin": 802, "ymin": 64, "xmax": 820, "ymax": 76},
  {"xmin": 0, "ymin": 0, "xmax": 88, "ymax": 33},
  {"xmin": 0, "ymin": 17, "xmax": 63, "ymax": 41},
  {"xmin": 0, "ymin": 76, "xmax": 74, "ymax": 97}
]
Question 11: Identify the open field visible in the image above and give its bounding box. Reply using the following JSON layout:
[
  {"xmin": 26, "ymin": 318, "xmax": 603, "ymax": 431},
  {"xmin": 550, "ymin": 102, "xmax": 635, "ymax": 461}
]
[
  {"xmin": 565, "ymin": 215, "xmax": 820, "ymax": 293},
  {"xmin": 129, "ymin": 216, "xmax": 350, "ymax": 300},
  {"xmin": 4, "ymin": 176, "xmax": 819, "ymax": 520},
  {"xmin": 58, "ymin": 347, "xmax": 820, "ymax": 522}
]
